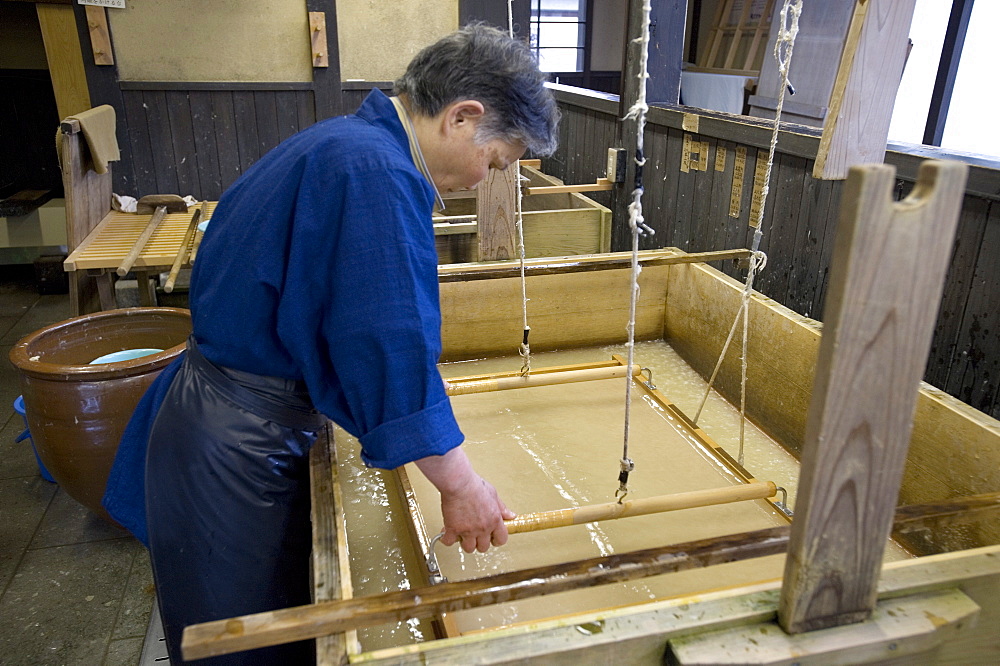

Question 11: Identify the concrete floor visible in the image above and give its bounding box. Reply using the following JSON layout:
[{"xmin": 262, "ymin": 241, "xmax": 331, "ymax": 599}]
[{"xmin": 0, "ymin": 266, "xmax": 156, "ymax": 665}]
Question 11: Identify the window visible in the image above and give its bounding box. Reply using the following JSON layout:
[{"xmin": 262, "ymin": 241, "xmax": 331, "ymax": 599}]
[{"xmin": 530, "ymin": 0, "xmax": 587, "ymax": 73}]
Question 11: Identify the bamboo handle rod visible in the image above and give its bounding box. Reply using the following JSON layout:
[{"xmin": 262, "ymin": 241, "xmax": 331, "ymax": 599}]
[
  {"xmin": 179, "ymin": 493, "xmax": 998, "ymax": 660},
  {"xmin": 524, "ymin": 177, "xmax": 613, "ymax": 196},
  {"xmin": 505, "ymin": 481, "xmax": 777, "ymax": 534},
  {"xmin": 446, "ymin": 364, "xmax": 641, "ymax": 396},
  {"xmin": 164, "ymin": 205, "xmax": 202, "ymax": 293},
  {"xmin": 117, "ymin": 206, "xmax": 168, "ymax": 276}
]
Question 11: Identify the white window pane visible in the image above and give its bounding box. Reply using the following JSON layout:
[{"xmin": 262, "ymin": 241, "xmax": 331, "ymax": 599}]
[
  {"xmin": 941, "ymin": 3, "xmax": 1000, "ymax": 157},
  {"xmin": 538, "ymin": 47, "xmax": 582, "ymax": 72},
  {"xmin": 538, "ymin": 21, "xmax": 584, "ymax": 49},
  {"xmin": 888, "ymin": 0, "xmax": 949, "ymax": 145}
]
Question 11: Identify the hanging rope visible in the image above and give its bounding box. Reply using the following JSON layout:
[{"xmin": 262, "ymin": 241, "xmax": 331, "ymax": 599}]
[
  {"xmin": 617, "ymin": 0, "xmax": 655, "ymax": 502},
  {"xmin": 692, "ymin": 0, "xmax": 802, "ymax": 467},
  {"xmin": 510, "ymin": 0, "xmax": 532, "ymax": 375}
]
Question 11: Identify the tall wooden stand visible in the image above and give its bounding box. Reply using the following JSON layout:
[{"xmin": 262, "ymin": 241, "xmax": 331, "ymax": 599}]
[{"xmin": 779, "ymin": 160, "xmax": 968, "ymax": 633}]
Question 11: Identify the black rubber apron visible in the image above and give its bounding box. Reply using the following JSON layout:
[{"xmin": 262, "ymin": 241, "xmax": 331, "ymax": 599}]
[{"xmin": 146, "ymin": 337, "xmax": 327, "ymax": 665}]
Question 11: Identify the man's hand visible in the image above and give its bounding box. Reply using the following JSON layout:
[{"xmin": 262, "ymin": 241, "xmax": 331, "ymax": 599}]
[{"xmin": 414, "ymin": 447, "xmax": 514, "ymax": 553}]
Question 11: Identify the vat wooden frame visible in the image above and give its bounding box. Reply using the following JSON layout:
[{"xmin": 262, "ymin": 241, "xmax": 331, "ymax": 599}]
[{"xmin": 185, "ymin": 163, "xmax": 1000, "ymax": 663}]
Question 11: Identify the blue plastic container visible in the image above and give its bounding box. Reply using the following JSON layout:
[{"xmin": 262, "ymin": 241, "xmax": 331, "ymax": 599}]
[{"xmin": 13, "ymin": 395, "xmax": 56, "ymax": 483}]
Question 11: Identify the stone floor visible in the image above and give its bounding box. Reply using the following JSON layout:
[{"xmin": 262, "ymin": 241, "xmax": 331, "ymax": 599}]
[{"xmin": 0, "ymin": 266, "xmax": 156, "ymax": 665}]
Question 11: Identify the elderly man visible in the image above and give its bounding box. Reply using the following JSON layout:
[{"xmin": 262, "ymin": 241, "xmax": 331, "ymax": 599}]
[{"xmin": 102, "ymin": 23, "xmax": 559, "ymax": 665}]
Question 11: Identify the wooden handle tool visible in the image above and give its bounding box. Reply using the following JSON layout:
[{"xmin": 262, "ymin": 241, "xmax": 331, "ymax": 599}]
[
  {"xmin": 446, "ymin": 364, "xmax": 641, "ymax": 396},
  {"xmin": 164, "ymin": 204, "xmax": 203, "ymax": 293},
  {"xmin": 118, "ymin": 194, "xmax": 187, "ymax": 277},
  {"xmin": 504, "ymin": 481, "xmax": 777, "ymax": 535}
]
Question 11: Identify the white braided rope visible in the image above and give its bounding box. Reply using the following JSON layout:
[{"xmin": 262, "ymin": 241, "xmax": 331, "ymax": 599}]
[
  {"xmin": 617, "ymin": 0, "xmax": 654, "ymax": 498},
  {"xmin": 693, "ymin": 0, "xmax": 802, "ymax": 467},
  {"xmin": 510, "ymin": 0, "xmax": 532, "ymax": 375}
]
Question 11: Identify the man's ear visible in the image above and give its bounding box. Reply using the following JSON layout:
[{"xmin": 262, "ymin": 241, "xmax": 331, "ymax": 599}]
[{"xmin": 442, "ymin": 100, "xmax": 485, "ymax": 136}]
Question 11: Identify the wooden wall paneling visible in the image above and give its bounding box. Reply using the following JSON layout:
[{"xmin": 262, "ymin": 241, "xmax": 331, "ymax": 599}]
[
  {"xmin": 645, "ymin": 126, "xmax": 670, "ymax": 243},
  {"xmin": 211, "ymin": 92, "xmax": 242, "ymax": 191},
  {"xmin": 944, "ymin": 201, "xmax": 1000, "ymax": 417},
  {"xmin": 926, "ymin": 195, "xmax": 989, "ymax": 392},
  {"xmin": 121, "ymin": 91, "xmax": 156, "ymax": 197},
  {"xmin": 811, "ymin": 176, "xmax": 844, "ymax": 320},
  {"xmin": 757, "ymin": 153, "xmax": 807, "ymax": 304},
  {"xmin": 295, "ymin": 90, "xmax": 316, "ymax": 134},
  {"xmin": 672, "ymin": 133, "xmax": 697, "ymax": 251},
  {"xmin": 660, "ymin": 128, "xmax": 684, "ymax": 248},
  {"xmin": 785, "ymin": 170, "xmax": 833, "ymax": 319},
  {"xmin": 233, "ymin": 91, "xmax": 261, "ymax": 173},
  {"xmin": 276, "ymin": 94, "xmax": 300, "ymax": 143},
  {"xmin": 707, "ymin": 139, "xmax": 736, "ymax": 268},
  {"xmin": 141, "ymin": 90, "xmax": 180, "ymax": 196},
  {"xmin": 688, "ymin": 136, "xmax": 717, "ymax": 252},
  {"xmin": 165, "ymin": 91, "xmax": 199, "ymax": 198},
  {"xmin": 254, "ymin": 91, "xmax": 281, "ymax": 158},
  {"xmin": 188, "ymin": 91, "xmax": 224, "ymax": 200},
  {"xmin": 722, "ymin": 144, "xmax": 758, "ymax": 281}
]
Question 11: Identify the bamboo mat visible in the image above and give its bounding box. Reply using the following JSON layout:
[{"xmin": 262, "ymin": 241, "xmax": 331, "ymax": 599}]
[{"xmin": 65, "ymin": 202, "xmax": 218, "ymax": 271}]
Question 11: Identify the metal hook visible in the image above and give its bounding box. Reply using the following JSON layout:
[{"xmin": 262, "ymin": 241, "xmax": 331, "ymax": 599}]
[
  {"xmin": 774, "ymin": 486, "xmax": 794, "ymax": 517},
  {"xmin": 427, "ymin": 532, "xmax": 448, "ymax": 585},
  {"xmin": 640, "ymin": 366, "xmax": 656, "ymax": 390}
]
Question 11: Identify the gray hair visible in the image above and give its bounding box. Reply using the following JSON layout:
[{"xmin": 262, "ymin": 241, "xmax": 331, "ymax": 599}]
[{"xmin": 394, "ymin": 24, "xmax": 560, "ymax": 156}]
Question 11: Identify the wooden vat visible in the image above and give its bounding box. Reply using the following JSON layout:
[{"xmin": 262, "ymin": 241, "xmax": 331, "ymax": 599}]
[
  {"xmin": 433, "ymin": 164, "xmax": 611, "ymax": 264},
  {"xmin": 301, "ymin": 249, "xmax": 999, "ymax": 665}
]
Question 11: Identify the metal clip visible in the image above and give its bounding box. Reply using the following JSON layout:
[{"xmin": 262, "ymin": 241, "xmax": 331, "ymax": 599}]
[
  {"xmin": 640, "ymin": 367, "xmax": 656, "ymax": 390},
  {"xmin": 615, "ymin": 457, "xmax": 635, "ymax": 503},
  {"xmin": 427, "ymin": 532, "xmax": 448, "ymax": 585},
  {"xmin": 774, "ymin": 486, "xmax": 794, "ymax": 517}
]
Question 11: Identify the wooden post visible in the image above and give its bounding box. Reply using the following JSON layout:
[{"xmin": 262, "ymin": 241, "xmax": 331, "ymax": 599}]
[
  {"xmin": 779, "ymin": 160, "xmax": 968, "ymax": 633},
  {"xmin": 475, "ymin": 166, "xmax": 519, "ymax": 260},
  {"xmin": 813, "ymin": 0, "xmax": 918, "ymax": 180},
  {"xmin": 309, "ymin": 425, "xmax": 350, "ymax": 665},
  {"xmin": 59, "ymin": 119, "xmax": 111, "ymax": 315}
]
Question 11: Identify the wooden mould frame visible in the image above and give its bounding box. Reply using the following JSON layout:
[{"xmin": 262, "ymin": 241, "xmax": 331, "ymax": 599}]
[{"xmin": 397, "ymin": 355, "xmax": 792, "ymax": 640}]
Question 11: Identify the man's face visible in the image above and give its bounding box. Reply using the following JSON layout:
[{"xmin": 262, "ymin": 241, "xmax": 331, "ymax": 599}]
[{"xmin": 434, "ymin": 136, "xmax": 527, "ymax": 192}]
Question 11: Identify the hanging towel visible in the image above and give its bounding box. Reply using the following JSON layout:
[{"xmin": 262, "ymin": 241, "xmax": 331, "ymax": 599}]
[{"xmin": 56, "ymin": 104, "xmax": 121, "ymax": 175}]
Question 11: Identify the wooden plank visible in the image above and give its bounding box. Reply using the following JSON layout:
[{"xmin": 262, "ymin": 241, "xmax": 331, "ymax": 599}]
[
  {"xmin": 211, "ymin": 92, "xmax": 242, "ymax": 190},
  {"xmin": 36, "ymin": 3, "xmax": 91, "ymax": 119},
  {"xmin": 307, "ymin": 0, "xmax": 342, "ymax": 120},
  {"xmin": 309, "ymin": 426, "xmax": 350, "ymax": 666},
  {"xmin": 476, "ymin": 166, "xmax": 518, "ymax": 261},
  {"xmin": 295, "ymin": 90, "xmax": 316, "ymax": 134},
  {"xmin": 813, "ymin": 1, "xmax": 917, "ymax": 180},
  {"xmin": 84, "ymin": 5, "xmax": 113, "ymax": 65},
  {"xmin": 707, "ymin": 140, "xmax": 737, "ymax": 265},
  {"xmin": 945, "ymin": 200, "xmax": 1000, "ymax": 415},
  {"xmin": 308, "ymin": 11, "xmax": 329, "ymax": 68},
  {"xmin": 276, "ymin": 93, "xmax": 300, "ymax": 143},
  {"xmin": 166, "ymin": 91, "xmax": 199, "ymax": 198},
  {"xmin": 143, "ymin": 90, "xmax": 180, "ymax": 196},
  {"xmin": 121, "ymin": 91, "xmax": 157, "ymax": 196},
  {"xmin": 779, "ymin": 160, "xmax": 968, "ymax": 634},
  {"xmin": 785, "ymin": 169, "xmax": 835, "ymax": 319},
  {"xmin": 926, "ymin": 195, "xmax": 989, "ymax": 392},
  {"xmin": 188, "ymin": 91, "xmax": 224, "ymax": 200},
  {"xmin": 233, "ymin": 91, "xmax": 261, "ymax": 172},
  {"xmin": 689, "ymin": 137, "xmax": 717, "ymax": 252},
  {"xmin": 182, "ymin": 495, "xmax": 996, "ymax": 660},
  {"xmin": 757, "ymin": 153, "xmax": 807, "ymax": 303},
  {"xmin": 254, "ymin": 91, "xmax": 281, "ymax": 158}
]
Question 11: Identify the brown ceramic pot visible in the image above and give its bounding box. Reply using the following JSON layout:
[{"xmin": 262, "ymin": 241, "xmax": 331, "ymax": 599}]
[{"xmin": 9, "ymin": 307, "xmax": 191, "ymax": 524}]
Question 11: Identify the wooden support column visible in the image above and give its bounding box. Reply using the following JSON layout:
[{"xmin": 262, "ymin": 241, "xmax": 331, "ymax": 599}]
[
  {"xmin": 779, "ymin": 160, "xmax": 968, "ymax": 633},
  {"xmin": 646, "ymin": 0, "xmax": 686, "ymax": 106},
  {"xmin": 813, "ymin": 0, "xmax": 917, "ymax": 180},
  {"xmin": 475, "ymin": 167, "xmax": 519, "ymax": 261},
  {"xmin": 37, "ymin": 3, "xmax": 92, "ymax": 120}
]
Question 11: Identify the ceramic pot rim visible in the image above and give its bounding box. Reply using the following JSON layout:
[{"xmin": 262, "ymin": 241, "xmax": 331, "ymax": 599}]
[{"xmin": 9, "ymin": 307, "xmax": 191, "ymax": 381}]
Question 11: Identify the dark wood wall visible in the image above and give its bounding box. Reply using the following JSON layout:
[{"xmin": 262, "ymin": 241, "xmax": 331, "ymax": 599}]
[{"xmin": 544, "ymin": 85, "xmax": 1000, "ymax": 421}]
